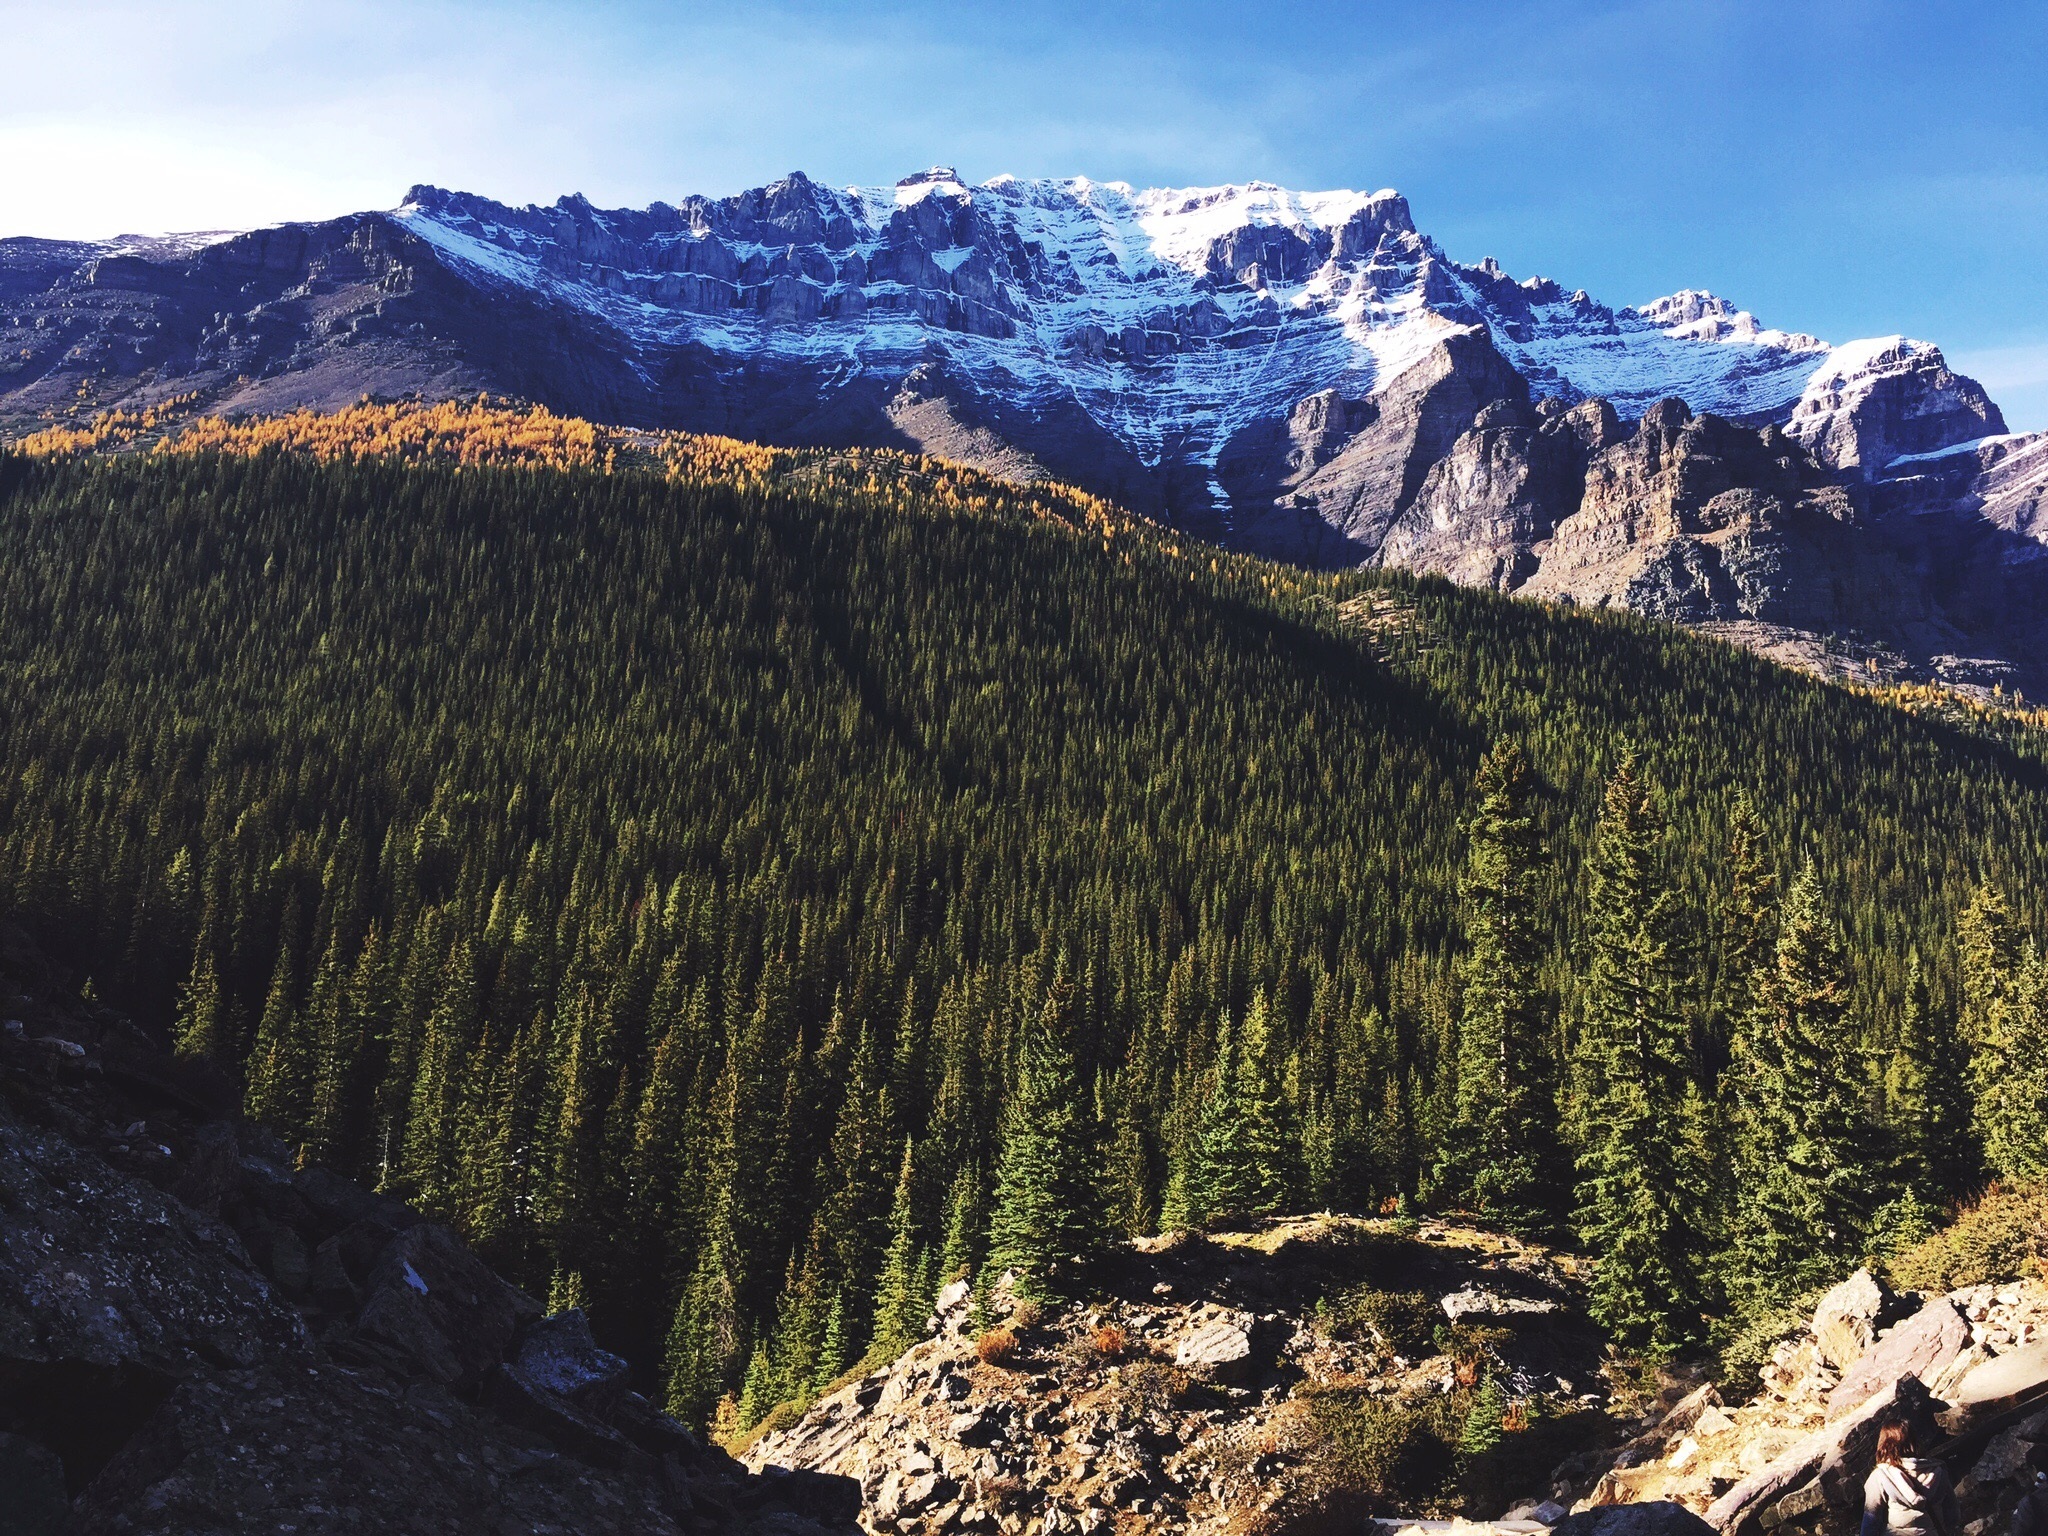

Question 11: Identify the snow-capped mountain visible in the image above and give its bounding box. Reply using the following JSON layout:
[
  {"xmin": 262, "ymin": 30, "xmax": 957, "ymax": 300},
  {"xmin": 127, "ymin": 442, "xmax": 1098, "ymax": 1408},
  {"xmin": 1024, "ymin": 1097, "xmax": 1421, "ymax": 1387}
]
[
  {"xmin": 2, "ymin": 167, "xmax": 2042, "ymax": 685},
  {"xmin": 375, "ymin": 170, "xmax": 2000, "ymax": 502}
]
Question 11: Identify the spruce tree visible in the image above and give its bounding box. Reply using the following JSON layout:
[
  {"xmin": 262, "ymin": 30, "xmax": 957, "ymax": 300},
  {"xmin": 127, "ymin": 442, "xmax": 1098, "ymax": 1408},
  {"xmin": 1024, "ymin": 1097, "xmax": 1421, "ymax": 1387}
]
[
  {"xmin": 172, "ymin": 950, "xmax": 227, "ymax": 1061},
  {"xmin": 938, "ymin": 1161, "xmax": 986, "ymax": 1285},
  {"xmin": 245, "ymin": 946, "xmax": 312, "ymax": 1139},
  {"xmin": 985, "ymin": 965, "xmax": 1105, "ymax": 1297},
  {"xmin": 1572, "ymin": 754, "xmax": 1706, "ymax": 1357},
  {"xmin": 1731, "ymin": 862, "xmax": 1880, "ymax": 1310},
  {"xmin": 867, "ymin": 1139, "xmax": 926, "ymax": 1363},
  {"xmin": 1972, "ymin": 945, "xmax": 2048, "ymax": 1182},
  {"xmin": 1178, "ymin": 994, "xmax": 1299, "ymax": 1228},
  {"xmin": 1885, "ymin": 950, "xmax": 1976, "ymax": 1202},
  {"xmin": 1432, "ymin": 739, "xmax": 1558, "ymax": 1231}
]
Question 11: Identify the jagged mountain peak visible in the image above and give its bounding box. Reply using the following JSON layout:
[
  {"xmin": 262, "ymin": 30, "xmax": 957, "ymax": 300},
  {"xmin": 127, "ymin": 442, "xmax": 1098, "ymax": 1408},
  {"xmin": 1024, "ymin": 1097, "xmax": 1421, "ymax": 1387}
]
[{"xmin": 5, "ymin": 163, "xmax": 2043, "ymax": 689}]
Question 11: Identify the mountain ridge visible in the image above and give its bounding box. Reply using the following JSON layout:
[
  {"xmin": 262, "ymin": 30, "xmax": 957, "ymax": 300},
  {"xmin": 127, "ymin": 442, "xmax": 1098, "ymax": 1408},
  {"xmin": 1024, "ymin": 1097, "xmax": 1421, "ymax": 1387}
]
[{"xmin": 3, "ymin": 168, "xmax": 2043, "ymax": 686}]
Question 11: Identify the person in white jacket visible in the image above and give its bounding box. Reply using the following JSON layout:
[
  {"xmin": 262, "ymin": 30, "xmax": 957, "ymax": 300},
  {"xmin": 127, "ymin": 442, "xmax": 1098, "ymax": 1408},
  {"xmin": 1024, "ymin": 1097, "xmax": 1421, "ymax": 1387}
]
[{"xmin": 1861, "ymin": 1412, "xmax": 1961, "ymax": 1536}]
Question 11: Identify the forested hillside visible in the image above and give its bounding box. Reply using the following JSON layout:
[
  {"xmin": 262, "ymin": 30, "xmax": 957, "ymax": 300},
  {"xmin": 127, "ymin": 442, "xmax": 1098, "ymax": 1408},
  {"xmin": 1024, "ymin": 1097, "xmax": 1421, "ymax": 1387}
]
[{"xmin": 1, "ymin": 427, "xmax": 2045, "ymax": 1439}]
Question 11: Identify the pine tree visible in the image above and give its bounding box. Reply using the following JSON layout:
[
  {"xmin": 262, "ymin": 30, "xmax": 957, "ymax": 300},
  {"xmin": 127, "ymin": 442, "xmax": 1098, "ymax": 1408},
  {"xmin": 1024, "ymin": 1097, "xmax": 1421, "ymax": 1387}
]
[
  {"xmin": 867, "ymin": 1139, "xmax": 926, "ymax": 1363},
  {"xmin": 986, "ymin": 965, "xmax": 1105, "ymax": 1297},
  {"xmin": 172, "ymin": 949, "xmax": 227, "ymax": 1061},
  {"xmin": 245, "ymin": 945, "xmax": 312, "ymax": 1138},
  {"xmin": 1709, "ymin": 793, "xmax": 1778, "ymax": 1054},
  {"xmin": 938, "ymin": 1161, "xmax": 986, "ymax": 1285},
  {"xmin": 1178, "ymin": 994, "xmax": 1300, "ymax": 1228},
  {"xmin": 1731, "ymin": 862, "xmax": 1881, "ymax": 1311},
  {"xmin": 1885, "ymin": 950, "xmax": 1977, "ymax": 1202},
  {"xmin": 1432, "ymin": 740, "xmax": 1558, "ymax": 1230},
  {"xmin": 1972, "ymin": 944, "xmax": 2048, "ymax": 1182},
  {"xmin": 1572, "ymin": 754, "xmax": 1706, "ymax": 1358},
  {"xmin": 398, "ymin": 935, "xmax": 480, "ymax": 1213}
]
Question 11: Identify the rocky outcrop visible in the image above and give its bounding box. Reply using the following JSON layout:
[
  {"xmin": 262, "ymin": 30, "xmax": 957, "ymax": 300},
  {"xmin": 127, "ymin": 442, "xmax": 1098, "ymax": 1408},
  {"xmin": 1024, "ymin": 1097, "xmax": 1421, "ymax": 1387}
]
[
  {"xmin": 0, "ymin": 920, "xmax": 858, "ymax": 1535},
  {"xmin": 743, "ymin": 1217, "xmax": 1607, "ymax": 1534},
  {"xmin": 1572, "ymin": 1265, "xmax": 2048, "ymax": 1536},
  {"xmin": 1375, "ymin": 395, "xmax": 1615, "ymax": 588},
  {"xmin": 1786, "ymin": 339, "xmax": 2006, "ymax": 473}
]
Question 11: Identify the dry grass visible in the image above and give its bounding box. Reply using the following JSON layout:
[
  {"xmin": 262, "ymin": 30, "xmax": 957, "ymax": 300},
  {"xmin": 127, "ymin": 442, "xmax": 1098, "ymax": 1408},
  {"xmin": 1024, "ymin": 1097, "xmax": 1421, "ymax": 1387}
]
[{"xmin": 976, "ymin": 1326, "xmax": 1020, "ymax": 1367}]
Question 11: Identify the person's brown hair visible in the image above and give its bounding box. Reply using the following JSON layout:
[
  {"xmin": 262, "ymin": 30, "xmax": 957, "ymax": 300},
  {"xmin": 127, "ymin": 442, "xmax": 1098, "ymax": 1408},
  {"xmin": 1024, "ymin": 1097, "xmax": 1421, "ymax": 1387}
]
[{"xmin": 1875, "ymin": 1413, "xmax": 1917, "ymax": 1467}]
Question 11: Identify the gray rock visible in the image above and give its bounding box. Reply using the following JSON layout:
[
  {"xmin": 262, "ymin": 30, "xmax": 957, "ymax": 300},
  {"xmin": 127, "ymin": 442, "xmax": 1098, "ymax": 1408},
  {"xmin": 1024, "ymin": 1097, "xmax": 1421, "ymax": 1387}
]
[
  {"xmin": 0, "ymin": 1105, "xmax": 311, "ymax": 1379},
  {"xmin": 1174, "ymin": 1314, "xmax": 1265, "ymax": 1385},
  {"xmin": 512, "ymin": 1309, "xmax": 630, "ymax": 1412},
  {"xmin": 1952, "ymin": 1341, "xmax": 2048, "ymax": 1410},
  {"xmin": 1812, "ymin": 1269, "xmax": 1890, "ymax": 1371},
  {"xmin": 1828, "ymin": 1299, "xmax": 1969, "ymax": 1421},
  {"xmin": 342, "ymin": 1222, "xmax": 542, "ymax": 1392}
]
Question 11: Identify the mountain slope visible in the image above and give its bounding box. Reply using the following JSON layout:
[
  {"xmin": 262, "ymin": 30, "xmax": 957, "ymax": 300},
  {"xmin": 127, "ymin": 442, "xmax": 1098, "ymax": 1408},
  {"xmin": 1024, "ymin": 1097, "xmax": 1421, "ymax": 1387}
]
[
  {"xmin": 8, "ymin": 168, "xmax": 2046, "ymax": 686},
  {"xmin": 4, "ymin": 426, "xmax": 2048, "ymax": 1450}
]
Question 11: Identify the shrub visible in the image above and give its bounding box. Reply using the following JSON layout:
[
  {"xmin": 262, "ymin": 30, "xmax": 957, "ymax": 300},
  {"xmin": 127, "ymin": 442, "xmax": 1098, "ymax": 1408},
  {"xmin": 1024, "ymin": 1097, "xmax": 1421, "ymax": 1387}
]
[
  {"xmin": 1105, "ymin": 1359, "xmax": 1190, "ymax": 1418},
  {"xmin": 976, "ymin": 1326, "xmax": 1020, "ymax": 1366},
  {"xmin": 1298, "ymin": 1386, "xmax": 1465, "ymax": 1513},
  {"xmin": 1326, "ymin": 1287, "xmax": 1439, "ymax": 1358},
  {"xmin": 1090, "ymin": 1324, "xmax": 1129, "ymax": 1359},
  {"xmin": 1890, "ymin": 1183, "xmax": 2048, "ymax": 1293},
  {"xmin": 1010, "ymin": 1299, "xmax": 1047, "ymax": 1330}
]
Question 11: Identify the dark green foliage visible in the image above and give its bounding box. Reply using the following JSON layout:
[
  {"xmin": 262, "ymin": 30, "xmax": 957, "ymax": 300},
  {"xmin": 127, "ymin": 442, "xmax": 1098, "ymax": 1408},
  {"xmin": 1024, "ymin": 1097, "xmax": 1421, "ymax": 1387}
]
[
  {"xmin": 1432, "ymin": 740, "xmax": 1560, "ymax": 1231},
  {"xmin": 6, "ymin": 447, "xmax": 2048, "ymax": 1419},
  {"xmin": 1887, "ymin": 1181, "xmax": 2048, "ymax": 1293},
  {"xmin": 1167, "ymin": 992, "xmax": 1301, "ymax": 1229},
  {"xmin": 1730, "ymin": 864, "xmax": 1883, "ymax": 1312},
  {"xmin": 986, "ymin": 967, "xmax": 1106, "ymax": 1296},
  {"xmin": 1572, "ymin": 755, "xmax": 1708, "ymax": 1357},
  {"xmin": 1958, "ymin": 889, "xmax": 2048, "ymax": 1183}
]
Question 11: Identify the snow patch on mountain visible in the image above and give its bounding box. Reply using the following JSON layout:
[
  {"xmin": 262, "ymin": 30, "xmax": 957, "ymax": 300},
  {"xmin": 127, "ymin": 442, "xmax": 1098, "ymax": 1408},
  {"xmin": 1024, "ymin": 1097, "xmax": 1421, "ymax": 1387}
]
[{"xmin": 378, "ymin": 172, "xmax": 1984, "ymax": 493}]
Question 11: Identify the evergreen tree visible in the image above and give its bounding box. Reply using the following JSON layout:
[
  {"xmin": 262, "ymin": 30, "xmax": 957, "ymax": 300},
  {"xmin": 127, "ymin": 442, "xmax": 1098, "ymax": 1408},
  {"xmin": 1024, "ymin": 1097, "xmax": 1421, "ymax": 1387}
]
[
  {"xmin": 938, "ymin": 1161, "xmax": 986, "ymax": 1285},
  {"xmin": 1972, "ymin": 944, "xmax": 2048, "ymax": 1182},
  {"xmin": 245, "ymin": 946, "xmax": 311, "ymax": 1137},
  {"xmin": 986, "ymin": 965, "xmax": 1105, "ymax": 1297},
  {"xmin": 1177, "ymin": 994, "xmax": 1300, "ymax": 1228},
  {"xmin": 1885, "ymin": 950, "xmax": 1977, "ymax": 1203},
  {"xmin": 1572, "ymin": 754, "xmax": 1706, "ymax": 1357},
  {"xmin": 1731, "ymin": 863, "xmax": 1880, "ymax": 1311},
  {"xmin": 867, "ymin": 1139, "xmax": 927, "ymax": 1363},
  {"xmin": 172, "ymin": 950, "xmax": 227, "ymax": 1061},
  {"xmin": 1432, "ymin": 739, "xmax": 1559, "ymax": 1230}
]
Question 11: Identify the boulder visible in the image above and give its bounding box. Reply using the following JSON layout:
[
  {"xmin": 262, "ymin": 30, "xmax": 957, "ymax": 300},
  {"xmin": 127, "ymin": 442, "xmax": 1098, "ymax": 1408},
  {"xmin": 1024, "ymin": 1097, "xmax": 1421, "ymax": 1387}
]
[
  {"xmin": 1441, "ymin": 1285, "xmax": 1562, "ymax": 1322},
  {"xmin": 1952, "ymin": 1342, "xmax": 2048, "ymax": 1412},
  {"xmin": 511, "ymin": 1309, "xmax": 630, "ymax": 1413},
  {"xmin": 1706, "ymin": 1376, "xmax": 1944, "ymax": 1533},
  {"xmin": 1829, "ymin": 1299, "xmax": 1970, "ymax": 1421},
  {"xmin": 1812, "ymin": 1269, "xmax": 1890, "ymax": 1371},
  {"xmin": 342, "ymin": 1223, "xmax": 542, "ymax": 1392},
  {"xmin": 1174, "ymin": 1314, "xmax": 1263, "ymax": 1385}
]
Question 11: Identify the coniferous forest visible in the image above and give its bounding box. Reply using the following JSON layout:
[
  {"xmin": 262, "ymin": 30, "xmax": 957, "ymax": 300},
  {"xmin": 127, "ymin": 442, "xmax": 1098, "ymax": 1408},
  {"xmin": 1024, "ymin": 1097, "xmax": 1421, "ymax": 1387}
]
[{"xmin": 2, "ymin": 434, "xmax": 2046, "ymax": 1436}]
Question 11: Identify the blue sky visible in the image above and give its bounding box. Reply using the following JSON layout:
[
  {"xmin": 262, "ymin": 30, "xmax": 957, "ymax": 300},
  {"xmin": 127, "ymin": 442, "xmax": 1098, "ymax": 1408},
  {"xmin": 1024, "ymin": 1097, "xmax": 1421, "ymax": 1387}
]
[{"xmin": 8, "ymin": 0, "xmax": 2045, "ymax": 427}]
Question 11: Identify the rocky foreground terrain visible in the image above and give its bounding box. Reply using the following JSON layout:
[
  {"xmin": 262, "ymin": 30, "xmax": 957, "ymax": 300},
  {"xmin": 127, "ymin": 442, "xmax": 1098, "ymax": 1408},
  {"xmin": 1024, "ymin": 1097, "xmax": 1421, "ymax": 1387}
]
[
  {"xmin": 0, "ymin": 921, "xmax": 858, "ymax": 1536},
  {"xmin": 5, "ymin": 171, "xmax": 2047, "ymax": 688},
  {"xmin": 742, "ymin": 1238, "xmax": 2048, "ymax": 1536},
  {"xmin": 4, "ymin": 906, "xmax": 2044, "ymax": 1536},
  {"xmin": 742, "ymin": 1216, "xmax": 1608, "ymax": 1532}
]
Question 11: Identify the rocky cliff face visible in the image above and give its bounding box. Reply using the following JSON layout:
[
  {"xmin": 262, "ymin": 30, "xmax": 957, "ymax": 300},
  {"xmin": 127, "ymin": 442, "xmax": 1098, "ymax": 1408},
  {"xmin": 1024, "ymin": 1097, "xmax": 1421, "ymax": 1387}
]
[
  {"xmin": 4, "ymin": 168, "xmax": 2046, "ymax": 683},
  {"xmin": 0, "ymin": 921, "xmax": 858, "ymax": 1536}
]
